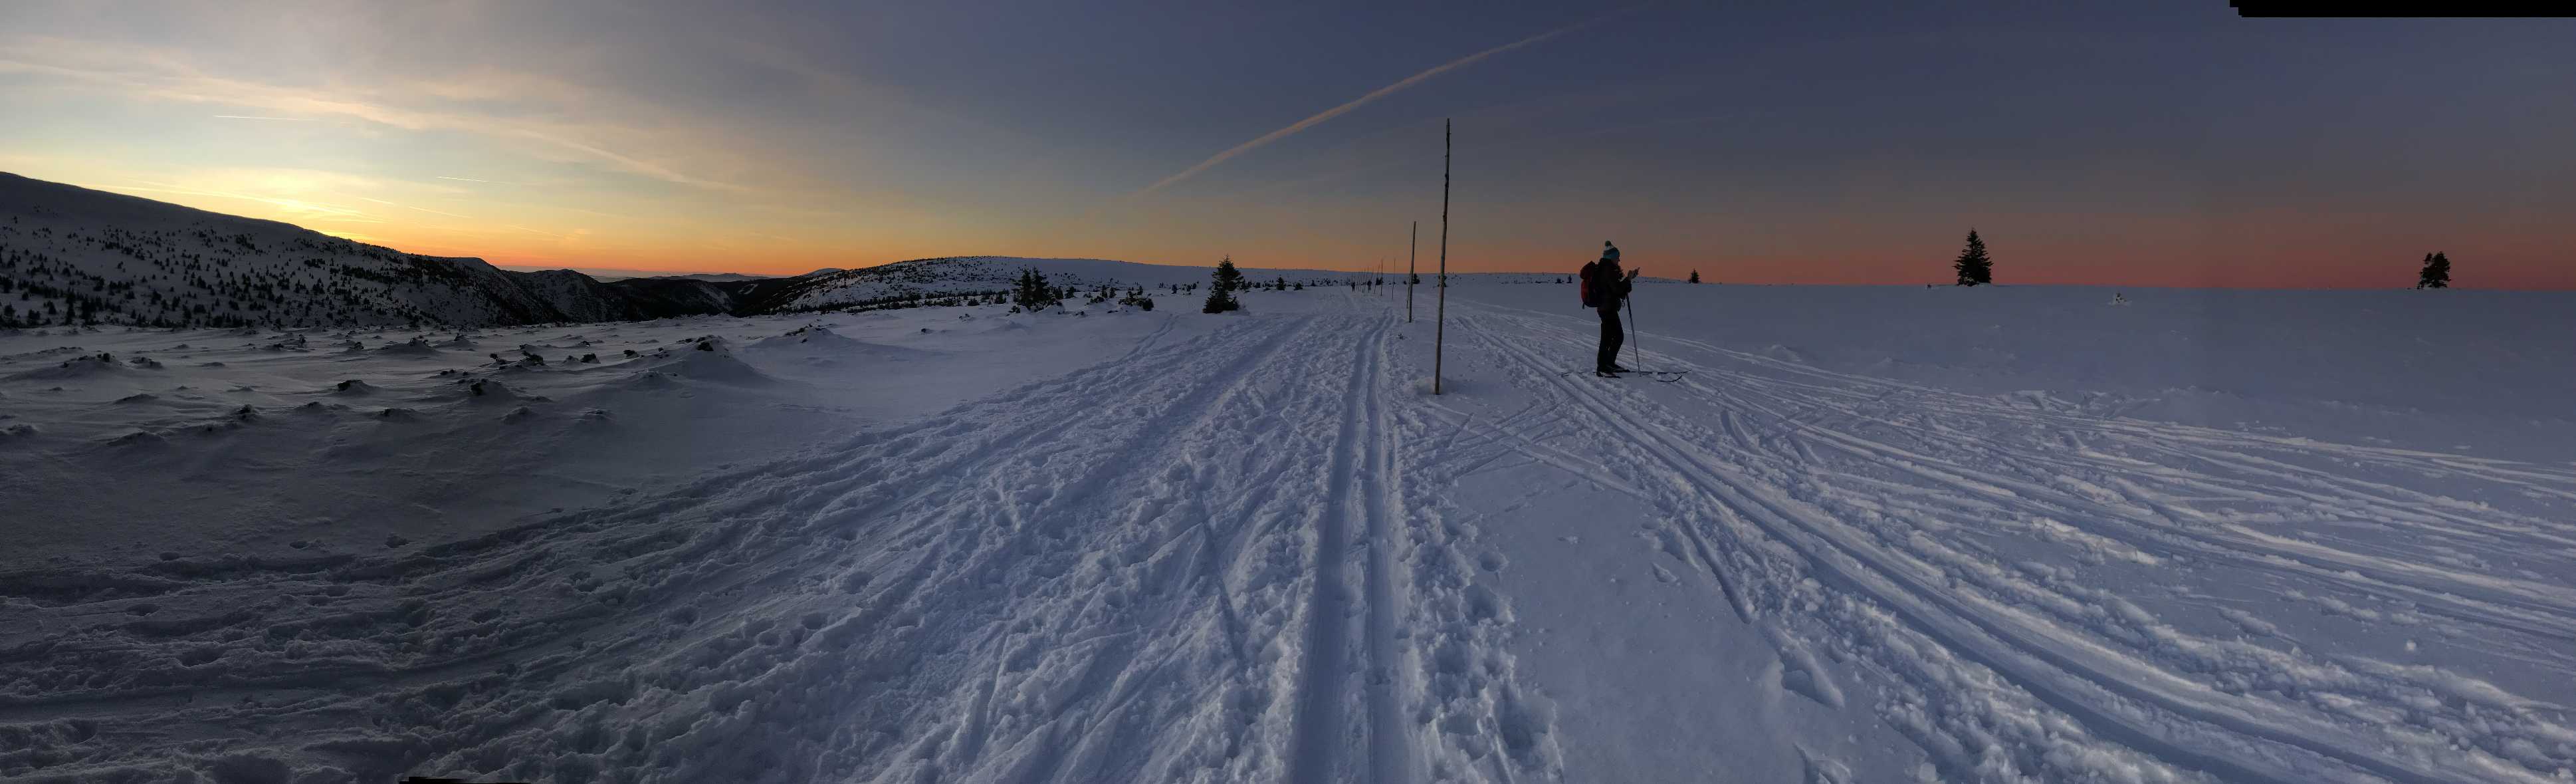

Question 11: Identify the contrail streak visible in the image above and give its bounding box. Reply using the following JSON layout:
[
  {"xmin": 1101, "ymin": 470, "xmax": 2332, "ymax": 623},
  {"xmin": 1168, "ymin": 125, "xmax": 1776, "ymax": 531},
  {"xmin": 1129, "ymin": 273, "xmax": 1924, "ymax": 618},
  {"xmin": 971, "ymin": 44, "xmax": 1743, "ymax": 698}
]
[
  {"xmin": 211, "ymin": 114, "xmax": 319, "ymax": 121},
  {"xmin": 1130, "ymin": 9, "xmax": 1632, "ymax": 198}
]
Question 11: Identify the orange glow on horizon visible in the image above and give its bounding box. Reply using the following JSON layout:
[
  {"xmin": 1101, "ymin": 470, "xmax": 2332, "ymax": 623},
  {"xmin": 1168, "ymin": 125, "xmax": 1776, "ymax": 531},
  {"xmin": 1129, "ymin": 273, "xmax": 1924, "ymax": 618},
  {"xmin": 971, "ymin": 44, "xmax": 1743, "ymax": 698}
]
[{"xmin": 12, "ymin": 168, "xmax": 2567, "ymax": 290}]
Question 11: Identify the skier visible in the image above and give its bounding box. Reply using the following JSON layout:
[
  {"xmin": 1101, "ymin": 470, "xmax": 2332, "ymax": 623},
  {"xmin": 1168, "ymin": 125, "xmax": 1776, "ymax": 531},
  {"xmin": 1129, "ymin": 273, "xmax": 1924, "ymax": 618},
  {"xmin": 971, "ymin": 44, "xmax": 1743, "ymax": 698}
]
[{"xmin": 1588, "ymin": 241, "xmax": 1639, "ymax": 376}]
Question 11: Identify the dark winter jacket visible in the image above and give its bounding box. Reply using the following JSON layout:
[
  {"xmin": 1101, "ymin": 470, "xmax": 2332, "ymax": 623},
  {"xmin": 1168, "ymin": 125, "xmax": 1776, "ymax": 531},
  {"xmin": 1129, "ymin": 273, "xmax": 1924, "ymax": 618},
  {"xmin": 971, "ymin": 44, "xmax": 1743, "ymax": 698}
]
[{"xmin": 1591, "ymin": 257, "xmax": 1630, "ymax": 311}]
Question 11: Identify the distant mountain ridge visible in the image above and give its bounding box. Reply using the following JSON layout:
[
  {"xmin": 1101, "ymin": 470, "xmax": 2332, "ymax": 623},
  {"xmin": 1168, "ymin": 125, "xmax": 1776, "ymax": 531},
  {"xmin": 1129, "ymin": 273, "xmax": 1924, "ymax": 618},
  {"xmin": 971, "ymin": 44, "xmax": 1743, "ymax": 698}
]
[{"xmin": 0, "ymin": 172, "xmax": 1356, "ymax": 328}]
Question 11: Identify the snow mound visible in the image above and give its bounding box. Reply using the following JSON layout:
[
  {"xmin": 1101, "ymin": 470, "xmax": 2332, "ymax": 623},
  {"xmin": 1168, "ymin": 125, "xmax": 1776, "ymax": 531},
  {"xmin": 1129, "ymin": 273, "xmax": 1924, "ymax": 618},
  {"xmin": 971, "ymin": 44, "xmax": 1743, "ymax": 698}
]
[
  {"xmin": 5, "ymin": 354, "xmax": 135, "ymax": 381},
  {"xmin": 101, "ymin": 430, "xmax": 165, "ymax": 448},
  {"xmin": 747, "ymin": 324, "xmax": 855, "ymax": 350},
  {"xmin": 1760, "ymin": 344, "xmax": 1808, "ymax": 363},
  {"xmin": 443, "ymin": 378, "xmax": 542, "ymax": 403},
  {"xmin": 601, "ymin": 336, "xmax": 776, "ymax": 388},
  {"xmin": 748, "ymin": 325, "xmax": 929, "ymax": 360},
  {"xmin": 651, "ymin": 347, "xmax": 775, "ymax": 386},
  {"xmin": 623, "ymin": 370, "xmax": 682, "ymax": 390},
  {"xmin": 375, "ymin": 337, "xmax": 441, "ymax": 356}
]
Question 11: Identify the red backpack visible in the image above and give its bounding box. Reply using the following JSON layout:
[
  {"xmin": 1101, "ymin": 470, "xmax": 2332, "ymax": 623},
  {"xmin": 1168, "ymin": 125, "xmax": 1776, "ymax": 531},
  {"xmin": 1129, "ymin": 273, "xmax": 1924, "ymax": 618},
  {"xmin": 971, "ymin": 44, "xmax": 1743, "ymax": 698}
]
[{"xmin": 1578, "ymin": 261, "xmax": 1598, "ymax": 308}]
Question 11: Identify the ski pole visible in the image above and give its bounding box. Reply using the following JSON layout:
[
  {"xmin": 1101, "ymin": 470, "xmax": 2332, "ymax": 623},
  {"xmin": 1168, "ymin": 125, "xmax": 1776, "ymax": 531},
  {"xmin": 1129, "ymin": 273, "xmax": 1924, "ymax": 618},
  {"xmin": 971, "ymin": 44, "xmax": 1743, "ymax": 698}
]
[{"xmin": 1627, "ymin": 282, "xmax": 1641, "ymax": 370}]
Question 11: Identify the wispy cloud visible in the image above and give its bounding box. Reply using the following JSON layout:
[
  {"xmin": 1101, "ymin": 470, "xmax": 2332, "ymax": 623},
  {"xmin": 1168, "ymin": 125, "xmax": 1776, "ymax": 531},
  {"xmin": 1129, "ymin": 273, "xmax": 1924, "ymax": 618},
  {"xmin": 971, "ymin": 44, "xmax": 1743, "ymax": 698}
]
[
  {"xmin": 435, "ymin": 176, "xmax": 517, "ymax": 185},
  {"xmin": 1130, "ymin": 9, "xmax": 1634, "ymax": 199},
  {"xmin": 350, "ymin": 194, "xmax": 474, "ymax": 219},
  {"xmin": 0, "ymin": 37, "xmax": 746, "ymax": 193},
  {"xmin": 404, "ymin": 205, "xmax": 474, "ymax": 219},
  {"xmin": 96, "ymin": 182, "xmax": 371, "ymax": 218}
]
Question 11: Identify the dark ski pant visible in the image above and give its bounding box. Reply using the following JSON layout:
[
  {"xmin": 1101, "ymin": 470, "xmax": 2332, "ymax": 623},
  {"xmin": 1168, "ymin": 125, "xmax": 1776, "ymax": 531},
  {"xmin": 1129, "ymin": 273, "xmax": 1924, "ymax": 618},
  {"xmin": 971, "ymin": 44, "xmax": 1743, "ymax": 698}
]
[{"xmin": 1596, "ymin": 305, "xmax": 1624, "ymax": 371}]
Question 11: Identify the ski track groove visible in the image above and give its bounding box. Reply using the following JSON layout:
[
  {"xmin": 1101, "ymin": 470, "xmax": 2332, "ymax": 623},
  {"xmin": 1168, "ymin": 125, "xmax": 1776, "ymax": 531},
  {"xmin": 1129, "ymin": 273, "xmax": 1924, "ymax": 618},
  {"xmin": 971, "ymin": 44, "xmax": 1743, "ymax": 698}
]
[
  {"xmin": 8, "ymin": 296, "xmax": 2570, "ymax": 783},
  {"xmin": 1359, "ymin": 315, "xmax": 1412, "ymax": 784},
  {"xmin": 1287, "ymin": 309, "xmax": 1416, "ymax": 784},
  {"xmin": 0, "ymin": 313, "xmax": 1232, "ymax": 722},
  {"xmin": 1458, "ymin": 301, "xmax": 2576, "ymax": 783},
  {"xmin": 0, "ymin": 314, "xmax": 1377, "ymax": 781}
]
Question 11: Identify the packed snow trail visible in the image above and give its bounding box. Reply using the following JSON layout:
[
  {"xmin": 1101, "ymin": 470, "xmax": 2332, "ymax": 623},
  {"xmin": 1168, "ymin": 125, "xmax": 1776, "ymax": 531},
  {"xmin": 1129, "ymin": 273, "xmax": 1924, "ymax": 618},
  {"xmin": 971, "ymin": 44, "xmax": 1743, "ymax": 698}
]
[
  {"xmin": 0, "ymin": 299, "xmax": 1479, "ymax": 783},
  {"xmin": 1424, "ymin": 297, "xmax": 2576, "ymax": 783},
  {"xmin": 5, "ymin": 287, "xmax": 2575, "ymax": 783}
]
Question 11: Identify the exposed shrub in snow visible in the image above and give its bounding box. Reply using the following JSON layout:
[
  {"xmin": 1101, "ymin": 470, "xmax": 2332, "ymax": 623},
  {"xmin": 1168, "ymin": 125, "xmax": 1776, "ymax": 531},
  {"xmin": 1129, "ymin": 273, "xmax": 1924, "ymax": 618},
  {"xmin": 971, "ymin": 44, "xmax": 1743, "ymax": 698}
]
[{"xmin": 1012, "ymin": 267, "xmax": 1061, "ymax": 313}]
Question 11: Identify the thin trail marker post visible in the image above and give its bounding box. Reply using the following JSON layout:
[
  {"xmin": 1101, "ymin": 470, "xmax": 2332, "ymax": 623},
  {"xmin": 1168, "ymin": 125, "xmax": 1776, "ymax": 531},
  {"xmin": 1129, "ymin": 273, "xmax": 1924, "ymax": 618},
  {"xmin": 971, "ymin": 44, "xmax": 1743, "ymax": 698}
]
[
  {"xmin": 1406, "ymin": 221, "xmax": 1416, "ymax": 323},
  {"xmin": 1434, "ymin": 120, "xmax": 1449, "ymax": 395}
]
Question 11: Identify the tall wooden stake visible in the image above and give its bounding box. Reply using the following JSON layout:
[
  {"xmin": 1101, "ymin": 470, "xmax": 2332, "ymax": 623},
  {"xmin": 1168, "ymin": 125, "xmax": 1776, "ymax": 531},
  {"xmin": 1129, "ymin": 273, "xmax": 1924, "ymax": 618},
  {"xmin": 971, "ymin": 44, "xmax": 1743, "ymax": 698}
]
[
  {"xmin": 1406, "ymin": 221, "xmax": 1416, "ymax": 323},
  {"xmin": 1434, "ymin": 119, "xmax": 1450, "ymax": 395}
]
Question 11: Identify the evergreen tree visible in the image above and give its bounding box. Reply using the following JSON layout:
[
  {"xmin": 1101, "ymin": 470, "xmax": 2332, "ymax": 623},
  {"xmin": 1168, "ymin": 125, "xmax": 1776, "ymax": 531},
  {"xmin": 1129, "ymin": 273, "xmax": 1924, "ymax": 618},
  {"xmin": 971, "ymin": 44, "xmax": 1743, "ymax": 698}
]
[
  {"xmin": 2416, "ymin": 251, "xmax": 2452, "ymax": 289},
  {"xmin": 1689, "ymin": 270, "xmax": 1701, "ymax": 283},
  {"xmin": 1953, "ymin": 229, "xmax": 1993, "ymax": 286},
  {"xmin": 1203, "ymin": 256, "xmax": 1243, "ymax": 313}
]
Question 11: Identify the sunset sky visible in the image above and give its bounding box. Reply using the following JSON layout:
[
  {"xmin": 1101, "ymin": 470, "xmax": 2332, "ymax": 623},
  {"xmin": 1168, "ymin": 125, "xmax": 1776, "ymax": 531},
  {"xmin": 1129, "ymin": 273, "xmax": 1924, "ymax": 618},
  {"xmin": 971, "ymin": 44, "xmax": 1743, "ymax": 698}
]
[{"xmin": 2, "ymin": 2, "xmax": 2569, "ymax": 287}]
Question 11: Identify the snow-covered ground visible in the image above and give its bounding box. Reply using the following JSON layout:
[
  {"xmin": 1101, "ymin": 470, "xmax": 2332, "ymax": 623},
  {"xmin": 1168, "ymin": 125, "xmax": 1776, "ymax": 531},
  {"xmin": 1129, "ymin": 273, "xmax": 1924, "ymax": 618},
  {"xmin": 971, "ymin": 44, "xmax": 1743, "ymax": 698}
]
[{"xmin": 3, "ymin": 281, "xmax": 2571, "ymax": 783}]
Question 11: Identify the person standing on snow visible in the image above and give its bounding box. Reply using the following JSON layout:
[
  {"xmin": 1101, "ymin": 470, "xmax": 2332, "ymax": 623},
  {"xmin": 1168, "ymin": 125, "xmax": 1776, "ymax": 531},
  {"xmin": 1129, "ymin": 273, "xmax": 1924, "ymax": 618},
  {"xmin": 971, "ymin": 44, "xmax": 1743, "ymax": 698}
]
[{"xmin": 1591, "ymin": 240, "xmax": 1639, "ymax": 376}]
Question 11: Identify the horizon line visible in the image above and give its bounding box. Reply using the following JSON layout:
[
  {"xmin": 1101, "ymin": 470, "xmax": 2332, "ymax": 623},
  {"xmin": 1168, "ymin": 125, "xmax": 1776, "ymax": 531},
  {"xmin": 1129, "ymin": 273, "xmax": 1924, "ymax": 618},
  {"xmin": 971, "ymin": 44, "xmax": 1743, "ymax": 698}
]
[{"xmin": 491, "ymin": 260, "xmax": 2568, "ymax": 292}]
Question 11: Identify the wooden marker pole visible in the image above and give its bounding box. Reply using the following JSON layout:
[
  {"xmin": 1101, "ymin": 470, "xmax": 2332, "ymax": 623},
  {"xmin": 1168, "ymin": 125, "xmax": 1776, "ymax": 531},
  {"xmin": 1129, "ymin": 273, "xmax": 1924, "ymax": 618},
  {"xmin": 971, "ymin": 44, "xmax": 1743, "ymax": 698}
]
[
  {"xmin": 1406, "ymin": 221, "xmax": 1416, "ymax": 323},
  {"xmin": 1434, "ymin": 120, "xmax": 1450, "ymax": 395}
]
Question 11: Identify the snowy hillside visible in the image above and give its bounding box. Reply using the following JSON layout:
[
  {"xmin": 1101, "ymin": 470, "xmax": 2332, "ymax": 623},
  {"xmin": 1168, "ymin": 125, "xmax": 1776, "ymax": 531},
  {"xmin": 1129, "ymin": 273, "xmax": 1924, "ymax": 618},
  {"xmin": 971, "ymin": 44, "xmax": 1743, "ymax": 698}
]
[
  {"xmin": 757, "ymin": 255, "xmax": 1354, "ymax": 312},
  {"xmin": 5, "ymin": 280, "xmax": 2572, "ymax": 783},
  {"xmin": 0, "ymin": 173, "xmax": 738, "ymax": 328}
]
